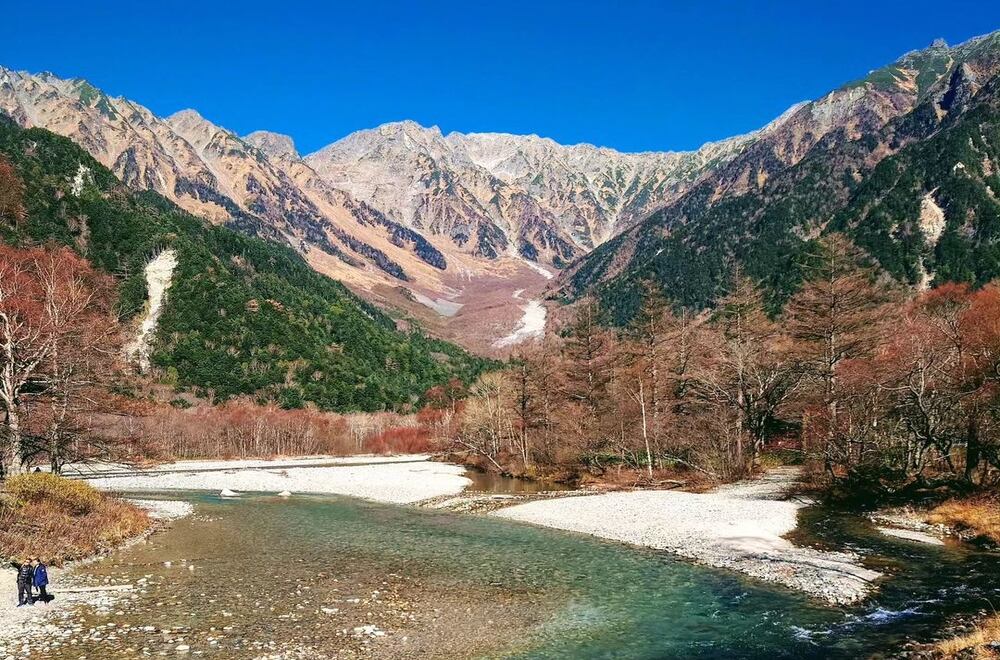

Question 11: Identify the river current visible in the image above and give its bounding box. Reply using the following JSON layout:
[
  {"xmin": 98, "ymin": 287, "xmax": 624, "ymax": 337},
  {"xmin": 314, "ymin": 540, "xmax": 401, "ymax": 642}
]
[{"xmin": 35, "ymin": 489, "xmax": 1000, "ymax": 659}]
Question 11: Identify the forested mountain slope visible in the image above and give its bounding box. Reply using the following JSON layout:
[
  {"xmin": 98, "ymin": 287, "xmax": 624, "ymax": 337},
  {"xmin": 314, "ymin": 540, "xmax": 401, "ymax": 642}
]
[
  {"xmin": 559, "ymin": 32, "xmax": 1000, "ymax": 322},
  {"xmin": 0, "ymin": 116, "xmax": 488, "ymax": 411}
]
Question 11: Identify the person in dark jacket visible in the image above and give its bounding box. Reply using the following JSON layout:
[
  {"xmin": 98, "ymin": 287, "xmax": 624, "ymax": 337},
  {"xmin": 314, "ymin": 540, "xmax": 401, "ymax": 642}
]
[
  {"xmin": 11, "ymin": 557, "xmax": 34, "ymax": 606},
  {"xmin": 31, "ymin": 558, "xmax": 49, "ymax": 603}
]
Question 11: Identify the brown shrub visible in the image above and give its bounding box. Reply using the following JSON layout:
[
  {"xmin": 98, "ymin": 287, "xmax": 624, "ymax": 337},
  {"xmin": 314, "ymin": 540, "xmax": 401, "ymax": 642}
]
[
  {"xmin": 0, "ymin": 474, "xmax": 149, "ymax": 565},
  {"xmin": 366, "ymin": 426, "xmax": 432, "ymax": 454},
  {"xmin": 4, "ymin": 472, "xmax": 102, "ymax": 514}
]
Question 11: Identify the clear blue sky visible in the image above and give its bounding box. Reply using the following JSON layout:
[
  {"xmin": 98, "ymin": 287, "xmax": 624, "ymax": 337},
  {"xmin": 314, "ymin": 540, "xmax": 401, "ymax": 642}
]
[{"xmin": 2, "ymin": 1, "xmax": 998, "ymax": 155}]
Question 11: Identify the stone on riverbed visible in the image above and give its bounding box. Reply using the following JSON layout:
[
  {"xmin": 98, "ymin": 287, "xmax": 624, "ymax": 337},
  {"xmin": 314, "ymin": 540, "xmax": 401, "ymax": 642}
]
[
  {"xmin": 877, "ymin": 526, "xmax": 946, "ymax": 545},
  {"xmin": 277, "ymin": 490, "xmax": 292, "ymax": 497},
  {"xmin": 219, "ymin": 489, "xmax": 240, "ymax": 498}
]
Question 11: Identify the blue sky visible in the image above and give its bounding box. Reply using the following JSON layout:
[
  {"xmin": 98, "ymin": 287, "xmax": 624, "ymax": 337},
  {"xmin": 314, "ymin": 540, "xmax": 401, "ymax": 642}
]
[{"xmin": 2, "ymin": 1, "xmax": 998, "ymax": 155}]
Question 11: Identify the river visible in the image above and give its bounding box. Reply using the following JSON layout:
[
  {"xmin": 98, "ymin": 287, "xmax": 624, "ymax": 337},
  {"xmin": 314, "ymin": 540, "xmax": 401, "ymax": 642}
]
[{"xmin": 29, "ymin": 488, "xmax": 1000, "ymax": 659}]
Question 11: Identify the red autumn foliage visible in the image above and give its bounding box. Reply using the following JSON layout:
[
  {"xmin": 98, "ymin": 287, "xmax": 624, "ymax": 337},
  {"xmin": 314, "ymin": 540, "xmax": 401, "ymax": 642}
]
[
  {"xmin": 0, "ymin": 243, "xmax": 125, "ymax": 476},
  {"xmin": 365, "ymin": 426, "xmax": 432, "ymax": 455},
  {"xmin": 122, "ymin": 401, "xmax": 355, "ymax": 460}
]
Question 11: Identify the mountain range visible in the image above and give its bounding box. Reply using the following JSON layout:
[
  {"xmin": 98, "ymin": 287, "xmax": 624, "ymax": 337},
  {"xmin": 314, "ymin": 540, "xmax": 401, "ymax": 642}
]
[
  {"xmin": 3, "ymin": 29, "xmax": 1000, "ymax": 354},
  {"xmin": 0, "ymin": 67, "xmax": 743, "ymax": 348},
  {"xmin": 562, "ymin": 31, "xmax": 1000, "ymax": 321},
  {"xmin": 0, "ymin": 115, "xmax": 489, "ymax": 411}
]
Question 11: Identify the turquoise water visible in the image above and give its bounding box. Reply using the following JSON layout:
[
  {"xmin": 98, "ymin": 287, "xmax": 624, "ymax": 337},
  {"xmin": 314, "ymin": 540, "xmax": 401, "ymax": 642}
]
[{"xmin": 61, "ymin": 493, "xmax": 1000, "ymax": 659}]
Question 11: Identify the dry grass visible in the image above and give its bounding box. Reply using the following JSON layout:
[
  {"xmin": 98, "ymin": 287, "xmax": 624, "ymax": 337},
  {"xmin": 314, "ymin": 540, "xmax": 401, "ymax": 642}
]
[
  {"xmin": 927, "ymin": 495, "xmax": 1000, "ymax": 544},
  {"xmin": 927, "ymin": 496, "xmax": 1000, "ymax": 658},
  {"xmin": 0, "ymin": 473, "xmax": 150, "ymax": 565},
  {"xmin": 936, "ymin": 614, "xmax": 1000, "ymax": 658}
]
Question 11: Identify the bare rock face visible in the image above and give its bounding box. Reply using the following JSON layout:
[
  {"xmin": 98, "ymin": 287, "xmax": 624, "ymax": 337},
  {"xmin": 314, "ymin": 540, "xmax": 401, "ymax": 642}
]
[
  {"xmin": 245, "ymin": 130, "xmax": 299, "ymax": 160},
  {"xmin": 305, "ymin": 120, "xmax": 756, "ymax": 259},
  {"xmin": 557, "ymin": 30, "xmax": 1000, "ymax": 300},
  {"xmin": 0, "ymin": 71, "xmax": 446, "ymax": 290}
]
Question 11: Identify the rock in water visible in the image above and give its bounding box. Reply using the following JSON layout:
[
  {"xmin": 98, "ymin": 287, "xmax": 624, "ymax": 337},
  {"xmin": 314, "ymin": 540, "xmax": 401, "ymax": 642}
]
[
  {"xmin": 277, "ymin": 490, "xmax": 292, "ymax": 497},
  {"xmin": 219, "ymin": 489, "xmax": 240, "ymax": 498}
]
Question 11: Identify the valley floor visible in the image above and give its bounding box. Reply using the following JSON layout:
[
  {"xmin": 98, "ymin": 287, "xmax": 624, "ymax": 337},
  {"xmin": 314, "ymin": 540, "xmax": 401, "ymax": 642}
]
[
  {"xmin": 73, "ymin": 457, "xmax": 879, "ymax": 604},
  {"xmin": 9, "ymin": 457, "xmax": 998, "ymax": 656}
]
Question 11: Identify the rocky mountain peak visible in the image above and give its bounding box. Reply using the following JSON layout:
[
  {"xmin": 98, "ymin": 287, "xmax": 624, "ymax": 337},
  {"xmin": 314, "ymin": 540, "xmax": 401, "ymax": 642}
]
[
  {"xmin": 306, "ymin": 118, "xmax": 759, "ymax": 250},
  {"xmin": 166, "ymin": 109, "xmax": 251, "ymax": 158},
  {"xmin": 5, "ymin": 28, "xmax": 999, "ymax": 352},
  {"xmin": 245, "ymin": 130, "xmax": 299, "ymax": 160},
  {"xmin": 167, "ymin": 108, "xmax": 214, "ymax": 133},
  {"xmin": 382, "ymin": 119, "xmax": 443, "ymax": 137}
]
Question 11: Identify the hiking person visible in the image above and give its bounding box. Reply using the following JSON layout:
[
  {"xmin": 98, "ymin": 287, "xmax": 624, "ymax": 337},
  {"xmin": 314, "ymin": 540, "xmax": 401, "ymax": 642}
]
[
  {"xmin": 32, "ymin": 558, "xmax": 49, "ymax": 603},
  {"xmin": 10, "ymin": 557, "xmax": 34, "ymax": 606}
]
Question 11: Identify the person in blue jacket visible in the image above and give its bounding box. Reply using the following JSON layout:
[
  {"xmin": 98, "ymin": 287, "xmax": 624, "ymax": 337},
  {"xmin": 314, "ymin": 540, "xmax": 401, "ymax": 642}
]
[{"xmin": 32, "ymin": 558, "xmax": 49, "ymax": 603}]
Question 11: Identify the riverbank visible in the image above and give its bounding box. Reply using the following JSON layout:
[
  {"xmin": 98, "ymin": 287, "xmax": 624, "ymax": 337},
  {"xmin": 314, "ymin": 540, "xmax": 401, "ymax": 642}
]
[
  {"xmin": 79, "ymin": 455, "xmax": 471, "ymax": 504},
  {"xmin": 491, "ymin": 468, "xmax": 881, "ymax": 605},
  {"xmin": 870, "ymin": 497, "xmax": 1000, "ymax": 657},
  {"xmin": 871, "ymin": 495, "xmax": 1000, "ymax": 548},
  {"xmin": 936, "ymin": 613, "xmax": 1000, "ymax": 658},
  {"xmin": 75, "ymin": 457, "xmax": 885, "ymax": 604},
  {"xmin": 0, "ymin": 496, "xmax": 192, "ymax": 656},
  {"xmin": 11, "ymin": 460, "xmax": 996, "ymax": 656},
  {"xmin": 927, "ymin": 495, "xmax": 1000, "ymax": 544}
]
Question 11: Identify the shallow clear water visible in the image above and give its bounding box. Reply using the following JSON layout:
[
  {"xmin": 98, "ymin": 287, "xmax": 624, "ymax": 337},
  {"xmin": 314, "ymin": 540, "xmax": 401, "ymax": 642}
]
[
  {"xmin": 462, "ymin": 469, "xmax": 572, "ymax": 493},
  {"xmin": 48, "ymin": 491, "xmax": 1000, "ymax": 659}
]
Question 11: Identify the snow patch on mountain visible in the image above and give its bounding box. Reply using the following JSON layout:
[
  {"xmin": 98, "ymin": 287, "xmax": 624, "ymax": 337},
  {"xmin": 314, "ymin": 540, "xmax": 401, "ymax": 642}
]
[
  {"xmin": 493, "ymin": 289, "xmax": 546, "ymax": 349},
  {"xmin": 521, "ymin": 259, "xmax": 554, "ymax": 280},
  {"xmin": 70, "ymin": 163, "xmax": 90, "ymax": 196},
  {"xmin": 411, "ymin": 291, "xmax": 464, "ymax": 317}
]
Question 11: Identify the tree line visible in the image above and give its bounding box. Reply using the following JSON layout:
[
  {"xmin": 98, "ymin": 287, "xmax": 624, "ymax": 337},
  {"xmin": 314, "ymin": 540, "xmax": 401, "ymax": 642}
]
[
  {"xmin": 108, "ymin": 402, "xmax": 426, "ymax": 460},
  {"xmin": 444, "ymin": 235, "xmax": 1000, "ymax": 495},
  {"xmin": 0, "ymin": 239, "xmax": 443, "ymax": 473}
]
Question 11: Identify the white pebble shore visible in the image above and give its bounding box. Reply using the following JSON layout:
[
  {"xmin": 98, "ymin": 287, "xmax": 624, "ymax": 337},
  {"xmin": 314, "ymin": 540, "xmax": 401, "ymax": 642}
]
[
  {"xmin": 86, "ymin": 458, "xmax": 472, "ymax": 504},
  {"xmin": 492, "ymin": 476, "xmax": 882, "ymax": 604}
]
